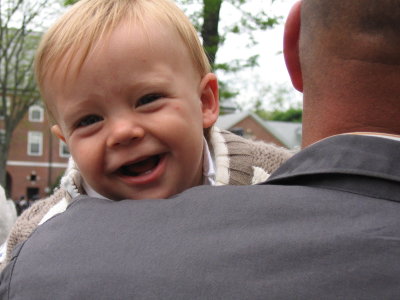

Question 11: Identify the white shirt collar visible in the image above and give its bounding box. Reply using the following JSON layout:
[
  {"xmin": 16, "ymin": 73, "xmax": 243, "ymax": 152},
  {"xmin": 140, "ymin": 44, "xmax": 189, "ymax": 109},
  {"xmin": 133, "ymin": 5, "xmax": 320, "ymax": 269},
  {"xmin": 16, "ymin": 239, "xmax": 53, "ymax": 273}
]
[
  {"xmin": 347, "ymin": 132, "xmax": 400, "ymax": 142},
  {"xmin": 202, "ymin": 137, "xmax": 216, "ymax": 186}
]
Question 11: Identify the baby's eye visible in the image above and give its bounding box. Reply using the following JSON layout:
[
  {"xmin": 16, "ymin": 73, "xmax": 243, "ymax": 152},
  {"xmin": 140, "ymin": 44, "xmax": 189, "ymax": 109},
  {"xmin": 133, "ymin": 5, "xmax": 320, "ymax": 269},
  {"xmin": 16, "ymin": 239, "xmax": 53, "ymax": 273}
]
[
  {"xmin": 137, "ymin": 94, "xmax": 163, "ymax": 107},
  {"xmin": 76, "ymin": 115, "xmax": 103, "ymax": 128}
]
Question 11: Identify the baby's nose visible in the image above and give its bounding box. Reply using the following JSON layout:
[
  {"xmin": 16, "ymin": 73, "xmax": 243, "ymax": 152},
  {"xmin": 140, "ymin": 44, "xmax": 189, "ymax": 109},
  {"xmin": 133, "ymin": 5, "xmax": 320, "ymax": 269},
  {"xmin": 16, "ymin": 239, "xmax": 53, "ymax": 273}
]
[{"xmin": 107, "ymin": 121, "xmax": 145, "ymax": 147}]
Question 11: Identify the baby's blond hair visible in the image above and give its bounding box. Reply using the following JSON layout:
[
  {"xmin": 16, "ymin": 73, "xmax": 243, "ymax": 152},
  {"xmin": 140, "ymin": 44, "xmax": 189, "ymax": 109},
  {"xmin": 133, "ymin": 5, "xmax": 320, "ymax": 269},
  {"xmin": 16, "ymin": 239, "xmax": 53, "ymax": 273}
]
[{"xmin": 35, "ymin": 0, "xmax": 211, "ymax": 111}]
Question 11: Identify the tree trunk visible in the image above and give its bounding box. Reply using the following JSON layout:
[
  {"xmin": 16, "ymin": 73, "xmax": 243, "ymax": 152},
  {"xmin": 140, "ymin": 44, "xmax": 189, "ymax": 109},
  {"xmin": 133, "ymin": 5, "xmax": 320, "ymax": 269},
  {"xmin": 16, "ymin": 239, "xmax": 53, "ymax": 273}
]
[
  {"xmin": 0, "ymin": 142, "xmax": 10, "ymax": 191},
  {"xmin": 201, "ymin": 0, "xmax": 222, "ymax": 67}
]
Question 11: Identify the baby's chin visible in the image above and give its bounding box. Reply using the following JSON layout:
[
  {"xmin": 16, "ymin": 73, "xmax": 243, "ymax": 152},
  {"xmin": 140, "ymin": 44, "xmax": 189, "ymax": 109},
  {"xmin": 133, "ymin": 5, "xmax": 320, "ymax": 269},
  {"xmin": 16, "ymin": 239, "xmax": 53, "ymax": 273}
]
[{"xmin": 82, "ymin": 178, "xmax": 171, "ymax": 201}]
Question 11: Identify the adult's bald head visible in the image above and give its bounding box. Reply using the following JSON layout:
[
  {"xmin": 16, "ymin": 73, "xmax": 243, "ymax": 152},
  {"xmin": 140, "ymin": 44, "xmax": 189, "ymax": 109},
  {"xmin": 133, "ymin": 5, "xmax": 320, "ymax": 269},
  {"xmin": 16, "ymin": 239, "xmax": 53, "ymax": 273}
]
[
  {"xmin": 284, "ymin": 0, "xmax": 400, "ymax": 146},
  {"xmin": 300, "ymin": 0, "xmax": 400, "ymax": 72}
]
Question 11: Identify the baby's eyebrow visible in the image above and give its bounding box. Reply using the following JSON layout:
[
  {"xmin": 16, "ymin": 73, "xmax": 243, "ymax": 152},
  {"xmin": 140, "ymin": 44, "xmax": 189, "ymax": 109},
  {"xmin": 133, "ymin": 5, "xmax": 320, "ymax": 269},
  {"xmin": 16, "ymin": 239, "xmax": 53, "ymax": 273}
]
[
  {"xmin": 129, "ymin": 77, "xmax": 171, "ymax": 88},
  {"xmin": 60, "ymin": 101, "xmax": 96, "ymax": 121}
]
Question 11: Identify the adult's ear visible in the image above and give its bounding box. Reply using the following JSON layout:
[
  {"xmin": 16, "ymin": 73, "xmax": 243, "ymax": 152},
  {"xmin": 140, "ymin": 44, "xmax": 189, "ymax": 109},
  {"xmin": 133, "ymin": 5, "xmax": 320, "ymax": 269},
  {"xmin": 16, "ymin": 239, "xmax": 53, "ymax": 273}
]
[
  {"xmin": 51, "ymin": 125, "xmax": 66, "ymax": 142},
  {"xmin": 283, "ymin": 0, "xmax": 303, "ymax": 92},
  {"xmin": 199, "ymin": 73, "xmax": 220, "ymax": 128}
]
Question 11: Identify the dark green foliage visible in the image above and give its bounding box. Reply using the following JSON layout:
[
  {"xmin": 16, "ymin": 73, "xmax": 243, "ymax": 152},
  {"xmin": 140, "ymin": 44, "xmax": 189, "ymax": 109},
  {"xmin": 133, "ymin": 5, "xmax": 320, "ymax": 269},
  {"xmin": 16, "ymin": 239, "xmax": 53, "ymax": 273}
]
[
  {"xmin": 257, "ymin": 107, "xmax": 302, "ymax": 122},
  {"xmin": 250, "ymin": 84, "xmax": 303, "ymax": 123},
  {"xmin": 218, "ymin": 80, "xmax": 239, "ymax": 101}
]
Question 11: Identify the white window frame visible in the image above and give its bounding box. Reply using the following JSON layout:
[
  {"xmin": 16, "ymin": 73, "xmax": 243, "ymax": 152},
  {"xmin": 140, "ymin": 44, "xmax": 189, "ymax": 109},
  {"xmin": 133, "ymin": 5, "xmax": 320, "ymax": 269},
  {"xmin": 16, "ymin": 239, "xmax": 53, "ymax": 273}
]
[
  {"xmin": 27, "ymin": 131, "xmax": 43, "ymax": 156},
  {"xmin": 59, "ymin": 141, "xmax": 70, "ymax": 158},
  {"xmin": 29, "ymin": 105, "xmax": 44, "ymax": 122}
]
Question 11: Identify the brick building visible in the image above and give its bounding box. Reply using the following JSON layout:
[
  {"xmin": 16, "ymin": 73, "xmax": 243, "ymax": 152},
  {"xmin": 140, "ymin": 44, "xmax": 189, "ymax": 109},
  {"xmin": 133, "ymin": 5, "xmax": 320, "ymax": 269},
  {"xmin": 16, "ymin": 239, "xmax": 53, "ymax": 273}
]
[
  {"xmin": 3, "ymin": 105, "xmax": 69, "ymax": 201},
  {"xmin": 216, "ymin": 112, "xmax": 302, "ymax": 149}
]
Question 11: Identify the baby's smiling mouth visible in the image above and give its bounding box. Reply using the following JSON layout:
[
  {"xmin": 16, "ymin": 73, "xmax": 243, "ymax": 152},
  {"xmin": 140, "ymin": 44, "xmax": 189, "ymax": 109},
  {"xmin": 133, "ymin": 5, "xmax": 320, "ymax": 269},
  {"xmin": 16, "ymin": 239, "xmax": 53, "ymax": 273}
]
[{"xmin": 118, "ymin": 155, "xmax": 161, "ymax": 177}]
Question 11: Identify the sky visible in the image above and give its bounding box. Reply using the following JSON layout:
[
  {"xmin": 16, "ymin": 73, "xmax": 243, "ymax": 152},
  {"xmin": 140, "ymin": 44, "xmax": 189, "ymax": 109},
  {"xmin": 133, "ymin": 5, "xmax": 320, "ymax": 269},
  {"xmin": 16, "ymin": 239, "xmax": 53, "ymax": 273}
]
[{"xmin": 216, "ymin": 0, "xmax": 302, "ymax": 110}]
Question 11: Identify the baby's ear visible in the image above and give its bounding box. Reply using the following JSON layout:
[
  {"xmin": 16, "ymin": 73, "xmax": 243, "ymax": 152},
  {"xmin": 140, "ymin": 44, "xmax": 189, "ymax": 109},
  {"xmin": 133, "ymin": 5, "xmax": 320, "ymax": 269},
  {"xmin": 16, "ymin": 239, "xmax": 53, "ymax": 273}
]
[
  {"xmin": 51, "ymin": 125, "xmax": 66, "ymax": 142},
  {"xmin": 199, "ymin": 73, "xmax": 219, "ymax": 129}
]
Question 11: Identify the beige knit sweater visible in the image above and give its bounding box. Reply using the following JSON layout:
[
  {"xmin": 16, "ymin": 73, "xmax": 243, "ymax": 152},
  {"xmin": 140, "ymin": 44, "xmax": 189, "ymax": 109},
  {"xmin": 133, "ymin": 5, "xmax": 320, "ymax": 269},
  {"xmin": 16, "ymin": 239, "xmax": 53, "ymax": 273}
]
[{"xmin": 0, "ymin": 128, "xmax": 292, "ymax": 269}]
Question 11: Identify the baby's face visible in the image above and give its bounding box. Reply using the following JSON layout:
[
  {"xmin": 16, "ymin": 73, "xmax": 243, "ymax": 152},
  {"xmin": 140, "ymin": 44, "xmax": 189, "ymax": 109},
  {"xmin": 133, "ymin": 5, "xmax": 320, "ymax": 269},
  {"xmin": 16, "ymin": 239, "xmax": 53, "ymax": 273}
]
[{"xmin": 45, "ymin": 21, "xmax": 218, "ymax": 200}]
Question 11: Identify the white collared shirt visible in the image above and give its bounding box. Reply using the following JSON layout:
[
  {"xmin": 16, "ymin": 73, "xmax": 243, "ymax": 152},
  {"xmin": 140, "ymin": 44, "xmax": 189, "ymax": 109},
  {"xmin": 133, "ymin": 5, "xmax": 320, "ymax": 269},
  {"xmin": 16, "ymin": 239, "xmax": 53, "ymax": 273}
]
[
  {"xmin": 202, "ymin": 137, "xmax": 216, "ymax": 186},
  {"xmin": 348, "ymin": 132, "xmax": 400, "ymax": 142}
]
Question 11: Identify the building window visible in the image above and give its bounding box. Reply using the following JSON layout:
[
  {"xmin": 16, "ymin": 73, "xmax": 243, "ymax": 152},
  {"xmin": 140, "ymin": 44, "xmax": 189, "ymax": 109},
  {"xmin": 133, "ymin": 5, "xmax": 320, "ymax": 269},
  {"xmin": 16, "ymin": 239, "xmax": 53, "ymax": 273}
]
[
  {"xmin": 0, "ymin": 130, "xmax": 5, "ymax": 145},
  {"xmin": 59, "ymin": 141, "xmax": 70, "ymax": 158},
  {"xmin": 27, "ymin": 131, "xmax": 43, "ymax": 156},
  {"xmin": 230, "ymin": 127, "xmax": 244, "ymax": 137},
  {"xmin": 29, "ymin": 105, "xmax": 44, "ymax": 122}
]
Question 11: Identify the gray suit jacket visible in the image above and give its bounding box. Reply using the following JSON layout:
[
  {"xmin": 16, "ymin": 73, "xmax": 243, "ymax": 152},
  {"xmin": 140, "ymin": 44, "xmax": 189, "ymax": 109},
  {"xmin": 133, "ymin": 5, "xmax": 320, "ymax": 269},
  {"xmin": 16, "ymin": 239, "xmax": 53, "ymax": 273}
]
[{"xmin": 1, "ymin": 135, "xmax": 400, "ymax": 299}]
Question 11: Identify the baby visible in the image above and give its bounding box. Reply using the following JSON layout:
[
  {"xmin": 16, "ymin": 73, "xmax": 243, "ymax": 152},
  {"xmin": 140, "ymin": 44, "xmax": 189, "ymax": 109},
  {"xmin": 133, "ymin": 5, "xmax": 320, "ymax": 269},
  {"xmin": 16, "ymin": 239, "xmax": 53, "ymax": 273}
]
[{"xmin": 0, "ymin": 0, "xmax": 291, "ymax": 268}]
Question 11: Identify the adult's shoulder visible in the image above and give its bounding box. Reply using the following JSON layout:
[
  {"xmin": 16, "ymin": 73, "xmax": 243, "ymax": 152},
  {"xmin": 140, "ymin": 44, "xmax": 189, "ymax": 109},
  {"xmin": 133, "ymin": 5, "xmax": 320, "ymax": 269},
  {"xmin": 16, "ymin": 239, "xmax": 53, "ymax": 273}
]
[
  {"xmin": 3, "ymin": 188, "xmax": 400, "ymax": 299},
  {"xmin": 0, "ymin": 189, "xmax": 65, "ymax": 270}
]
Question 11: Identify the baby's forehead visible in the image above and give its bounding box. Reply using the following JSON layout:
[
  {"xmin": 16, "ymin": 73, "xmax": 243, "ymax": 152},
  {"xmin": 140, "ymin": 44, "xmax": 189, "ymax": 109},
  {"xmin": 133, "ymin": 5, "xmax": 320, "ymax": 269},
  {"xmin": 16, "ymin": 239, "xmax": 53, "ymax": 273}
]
[
  {"xmin": 65, "ymin": 18, "xmax": 190, "ymax": 67},
  {"xmin": 43, "ymin": 19, "xmax": 199, "ymax": 101},
  {"xmin": 47, "ymin": 17, "xmax": 188, "ymax": 82},
  {"xmin": 37, "ymin": 0, "xmax": 210, "ymax": 99}
]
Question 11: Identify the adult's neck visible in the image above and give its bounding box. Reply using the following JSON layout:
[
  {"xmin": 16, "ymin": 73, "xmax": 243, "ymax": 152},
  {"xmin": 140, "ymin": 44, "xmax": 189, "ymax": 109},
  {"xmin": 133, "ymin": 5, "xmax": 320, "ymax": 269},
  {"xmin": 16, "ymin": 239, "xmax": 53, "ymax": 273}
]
[{"xmin": 301, "ymin": 58, "xmax": 400, "ymax": 148}]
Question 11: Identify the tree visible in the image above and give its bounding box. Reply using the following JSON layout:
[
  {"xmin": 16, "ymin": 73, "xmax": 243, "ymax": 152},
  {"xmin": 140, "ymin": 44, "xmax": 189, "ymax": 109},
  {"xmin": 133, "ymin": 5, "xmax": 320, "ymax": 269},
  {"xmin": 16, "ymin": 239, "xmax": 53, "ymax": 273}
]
[
  {"xmin": 179, "ymin": 0, "xmax": 280, "ymax": 101},
  {"xmin": 174, "ymin": 0, "xmax": 279, "ymax": 68},
  {"xmin": 0, "ymin": 0, "xmax": 58, "ymax": 188},
  {"xmin": 64, "ymin": 0, "xmax": 281, "ymax": 101},
  {"xmin": 238, "ymin": 82, "xmax": 302, "ymax": 123},
  {"xmin": 258, "ymin": 106, "xmax": 302, "ymax": 122}
]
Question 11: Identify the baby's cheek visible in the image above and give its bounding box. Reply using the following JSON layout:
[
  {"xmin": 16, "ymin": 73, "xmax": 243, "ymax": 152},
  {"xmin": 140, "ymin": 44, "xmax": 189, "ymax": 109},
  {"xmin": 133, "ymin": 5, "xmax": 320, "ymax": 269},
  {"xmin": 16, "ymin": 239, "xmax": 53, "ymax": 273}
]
[{"xmin": 70, "ymin": 144, "xmax": 101, "ymax": 174}]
